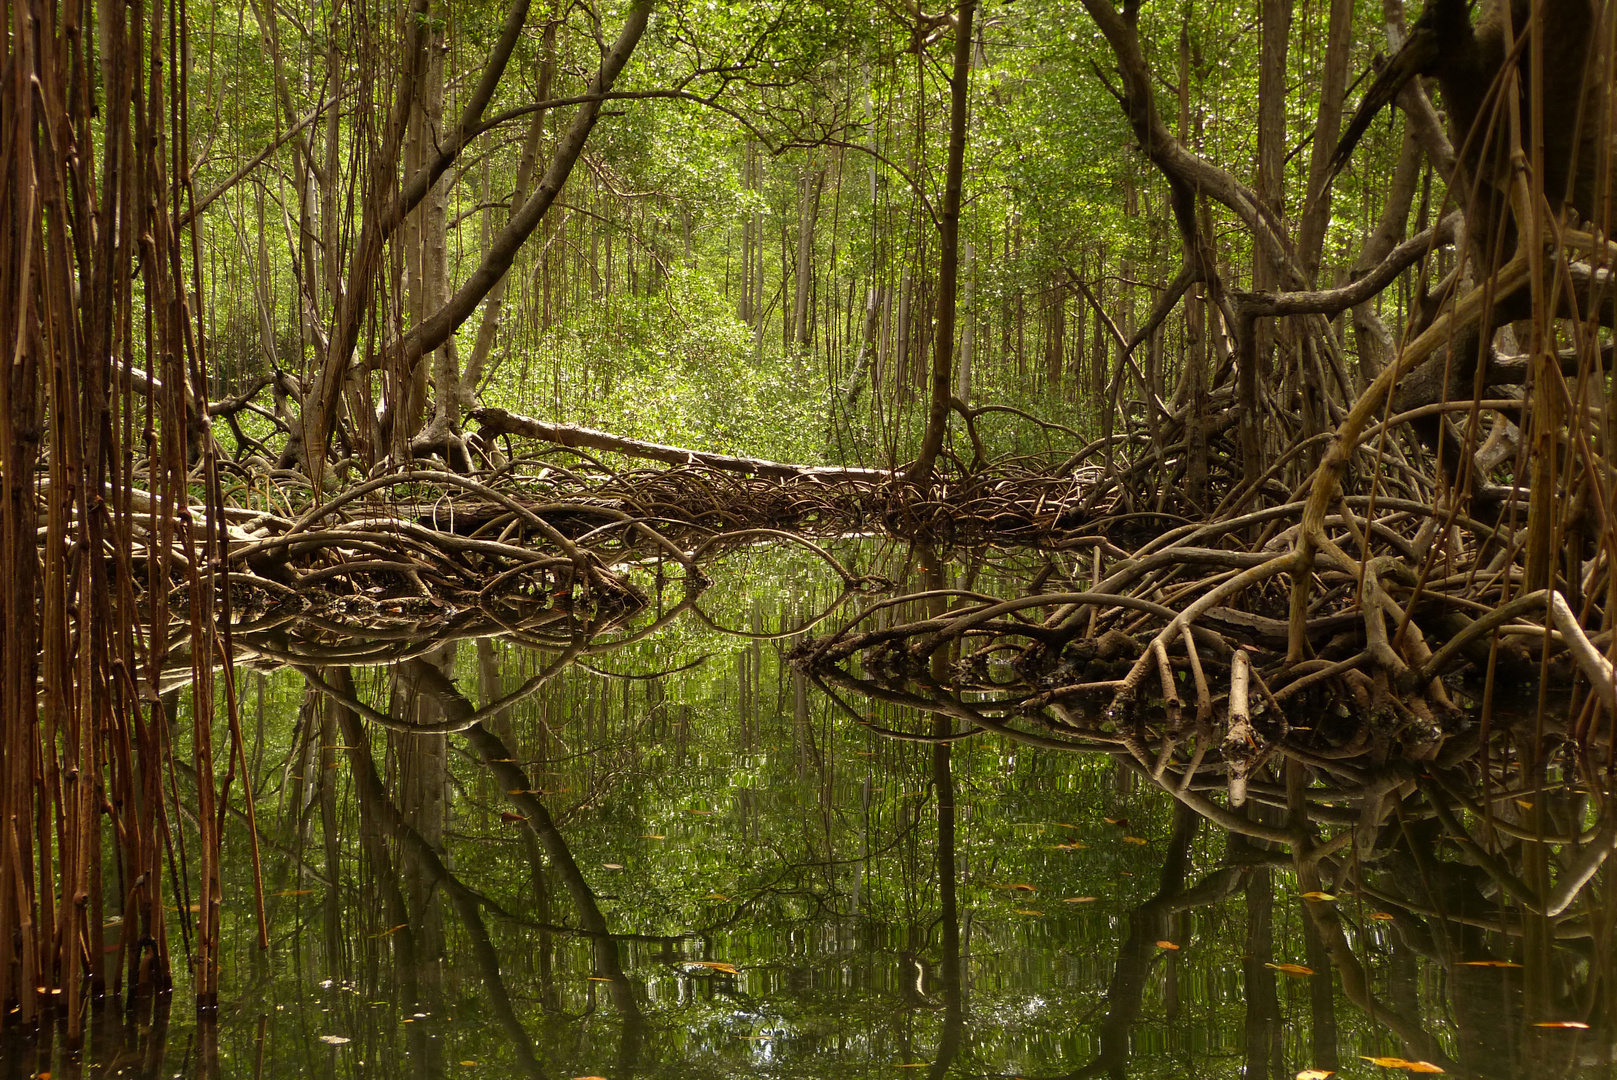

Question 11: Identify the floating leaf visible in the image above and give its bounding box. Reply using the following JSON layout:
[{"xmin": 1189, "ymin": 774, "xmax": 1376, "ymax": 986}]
[
  {"xmin": 500, "ymin": 812, "xmax": 526, "ymax": 823},
  {"xmin": 1103, "ymin": 817, "xmax": 1130, "ymax": 827},
  {"xmin": 640, "ymin": 834, "xmax": 666, "ymax": 840},
  {"xmin": 371, "ymin": 924, "xmax": 408, "ymax": 938},
  {"xmin": 1296, "ymin": 1072, "xmax": 1335, "ymax": 1080},
  {"xmin": 573, "ymin": 1076, "xmax": 610, "ymax": 1080},
  {"xmin": 993, "ymin": 883, "xmax": 1037, "ymax": 892},
  {"xmin": 688, "ymin": 961, "xmax": 739, "ymax": 975},
  {"xmin": 1300, "ymin": 891, "xmax": 1335, "ymax": 902},
  {"xmin": 704, "ymin": 893, "xmax": 730, "ymax": 901},
  {"xmin": 1010, "ymin": 909, "xmax": 1043, "ymax": 916},
  {"xmin": 602, "ymin": 863, "xmax": 624, "ymax": 870},
  {"xmin": 272, "ymin": 889, "xmax": 314, "ymax": 897},
  {"xmin": 1121, "ymin": 836, "xmax": 1148, "ymax": 845},
  {"xmin": 1360, "ymin": 1057, "xmax": 1444, "ymax": 1073},
  {"xmin": 1461, "ymin": 960, "xmax": 1522, "ymax": 968},
  {"xmin": 1532, "ymin": 1021, "xmax": 1590, "ymax": 1029},
  {"xmin": 1368, "ymin": 912, "xmax": 1396, "ymax": 921},
  {"xmin": 1265, "ymin": 963, "xmax": 1316, "ymax": 976},
  {"xmin": 1156, "ymin": 940, "xmax": 1180, "ymax": 950},
  {"xmin": 1052, "ymin": 842, "xmax": 1087, "ymax": 850},
  {"xmin": 318, "ymin": 1036, "xmax": 352, "ymax": 1046},
  {"xmin": 459, "ymin": 1062, "xmax": 478, "ymax": 1068},
  {"xmin": 686, "ymin": 808, "xmax": 717, "ymax": 815},
  {"xmin": 1064, "ymin": 896, "xmax": 1098, "ymax": 903},
  {"xmin": 587, "ymin": 977, "xmax": 614, "ymax": 982}
]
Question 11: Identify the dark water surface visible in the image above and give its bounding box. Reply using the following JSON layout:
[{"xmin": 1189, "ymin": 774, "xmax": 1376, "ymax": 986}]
[{"xmin": 7, "ymin": 543, "xmax": 1614, "ymax": 1079}]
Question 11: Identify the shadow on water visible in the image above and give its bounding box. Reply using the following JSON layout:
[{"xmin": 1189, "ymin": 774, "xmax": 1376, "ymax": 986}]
[{"xmin": 9, "ymin": 540, "xmax": 1617, "ymax": 1079}]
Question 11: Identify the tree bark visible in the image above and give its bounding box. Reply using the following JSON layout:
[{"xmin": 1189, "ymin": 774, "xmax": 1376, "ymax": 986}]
[{"xmin": 907, "ymin": 0, "xmax": 977, "ymax": 484}]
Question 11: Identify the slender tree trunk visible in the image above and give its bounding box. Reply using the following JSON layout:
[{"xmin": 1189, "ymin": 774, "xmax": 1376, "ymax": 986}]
[{"xmin": 908, "ymin": 0, "xmax": 977, "ymax": 484}]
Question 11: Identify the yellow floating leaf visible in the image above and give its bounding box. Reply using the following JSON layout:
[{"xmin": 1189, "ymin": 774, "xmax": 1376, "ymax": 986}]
[
  {"xmin": 704, "ymin": 893, "xmax": 730, "ymax": 901},
  {"xmin": 992, "ymin": 883, "xmax": 1037, "ymax": 892},
  {"xmin": 1368, "ymin": 912, "xmax": 1396, "ymax": 921},
  {"xmin": 587, "ymin": 977, "xmax": 614, "ymax": 982},
  {"xmin": 736, "ymin": 1035, "xmax": 770, "ymax": 1040},
  {"xmin": 1121, "ymin": 836, "xmax": 1148, "ymax": 845},
  {"xmin": 1064, "ymin": 896, "xmax": 1098, "ymax": 903},
  {"xmin": 1360, "ymin": 1057, "xmax": 1445, "ymax": 1073},
  {"xmin": 1300, "ymin": 891, "xmax": 1335, "ymax": 902},
  {"xmin": 640, "ymin": 834, "xmax": 666, "ymax": 840},
  {"xmin": 689, "ymin": 961, "xmax": 739, "ymax": 975},
  {"xmin": 686, "ymin": 808, "xmax": 716, "ymax": 815},
  {"xmin": 1265, "ymin": 963, "xmax": 1315, "ymax": 976},
  {"xmin": 459, "ymin": 1062, "xmax": 478, "ymax": 1068},
  {"xmin": 1156, "ymin": 940, "xmax": 1180, "ymax": 951},
  {"xmin": 1296, "ymin": 1071, "xmax": 1335, "ymax": 1080},
  {"xmin": 1010, "ymin": 909, "xmax": 1044, "ymax": 916},
  {"xmin": 370, "ymin": 924, "xmax": 408, "ymax": 938},
  {"xmin": 1516, "ymin": 799, "xmax": 1534, "ymax": 809},
  {"xmin": 1532, "ymin": 1021, "xmax": 1590, "ymax": 1029},
  {"xmin": 1460, "ymin": 960, "xmax": 1522, "ymax": 968},
  {"xmin": 1052, "ymin": 842, "xmax": 1087, "ymax": 850}
]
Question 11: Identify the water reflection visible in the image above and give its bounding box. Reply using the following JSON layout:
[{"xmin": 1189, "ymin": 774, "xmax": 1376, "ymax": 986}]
[{"xmin": 11, "ymin": 544, "xmax": 1617, "ymax": 1078}]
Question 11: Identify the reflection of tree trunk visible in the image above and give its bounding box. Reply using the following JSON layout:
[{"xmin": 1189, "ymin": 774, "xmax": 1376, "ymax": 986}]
[
  {"xmin": 395, "ymin": 656, "xmax": 645, "ymax": 1062},
  {"xmin": 1077, "ymin": 801, "xmax": 1202, "ymax": 1079},
  {"xmin": 320, "ymin": 667, "xmax": 547, "ymax": 1079},
  {"xmin": 391, "ymin": 642, "xmax": 454, "ymax": 1029},
  {"xmin": 927, "ymin": 723, "xmax": 962, "ymax": 1080},
  {"xmin": 1242, "ymin": 867, "xmax": 1282, "ymax": 1080}
]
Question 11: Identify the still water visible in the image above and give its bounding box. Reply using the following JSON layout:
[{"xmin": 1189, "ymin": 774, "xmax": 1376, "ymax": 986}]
[{"xmin": 7, "ymin": 543, "xmax": 1613, "ymax": 1079}]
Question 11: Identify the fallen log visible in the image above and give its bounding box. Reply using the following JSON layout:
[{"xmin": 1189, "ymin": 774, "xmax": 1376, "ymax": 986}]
[{"xmin": 472, "ymin": 407, "xmax": 893, "ymax": 482}]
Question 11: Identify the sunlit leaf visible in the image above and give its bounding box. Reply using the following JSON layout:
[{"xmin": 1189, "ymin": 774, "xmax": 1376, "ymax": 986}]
[
  {"xmin": 1052, "ymin": 842, "xmax": 1087, "ymax": 850},
  {"xmin": 993, "ymin": 883, "xmax": 1037, "ymax": 891},
  {"xmin": 1300, "ymin": 891, "xmax": 1335, "ymax": 902},
  {"xmin": 1368, "ymin": 912, "xmax": 1396, "ymax": 920},
  {"xmin": 1121, "ymin": 836, "xmax": 1148, "ymax": 845},
  {"xmin": 1360, "ymin": 1057, "xmax": 1444, "ymax": 1072},
  {"xmin": 318, "ymin": 1035, "xmax": 352, "ymax": 1046},
  {"xmin": 1103, "ymin": 817, "xmax": 1130, "ymax": 827},
  {"xmin": 1010, "ymin": 909, "xmax": 1043, "ymax": 916},
  {"xmin": 704, "ymin": 893, "xmax": 730, "ymax": 901},
  {"xmin": 1296, "ymin": 1071, "xmax": 1334, "ymax": 1079},
  {"xmin": 459, "ymin": 1062, "xmax": 478, "ymax": 1067},
  {"xmin": 1265, "ymin": 963, "xmax": 1315, "ymax": 976},
  {"xmin": 688, "ymin": 961, "xmax": 739, "ymax": 974},
  {"xmin": 602, "ymin": 863, "xmax": 624, "ymax": 869},
  {"xmin": 1064, "ymin": 896, "xmax": 1098, "ymax": 903},
  {"xmin": 1460, "ymin": 960, "xmax": 1522, "ymax": 968},
  {"xmin": 1155, "ymin": 940, "xmax": 1180, "ymax": 950},
  {"xmin": 1532, "ymin": 1021, "xmax": 1590, "ymax": 1029},
  {"xmin": 587, "ymin": 977, "xmax": 614, "ymax": 982},
  {"xmin": 640, "ymin": 834, "xmax": 666, "ymax": 839}
]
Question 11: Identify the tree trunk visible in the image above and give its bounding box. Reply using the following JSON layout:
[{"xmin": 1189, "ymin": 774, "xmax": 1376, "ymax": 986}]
[{"xmin": 907, "ymin": 0, "xmax": 976, "ymax": 484}]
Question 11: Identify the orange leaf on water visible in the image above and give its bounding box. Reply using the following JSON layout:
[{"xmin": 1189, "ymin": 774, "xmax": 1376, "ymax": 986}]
[
  {"xmin": 1264, "ymin": 963, "xmax": 1315, "ymax": 976},
  {"xmin": 1064, "ymin": 897, "xmax": 1098, "ymax": 903},
  {"xmin": 500, "ymin": 812, "xmax": 526, "ymax": 823},
  {"xmin": 688, "ymin": 961, "xmax": 739, "ymax": 975},
  {"xmin": 1360, "ymin": 1057, "xmax": 1444, "ymax": 1073},
  {"xmin": 992, "ymin": 883, "xmax": 1037, "ymax": 892},
  {"xmin": 1461, "ymin": 960, "xmax": 1522, "ymax": 968},
  {"xmin": 1300, "ymin": 891, "xmax": 1335, "ymax": 902},
  {"xmin": 1155, "ymin": 940, "xmax": 1180, "ymax": 950},
  {"xmin": 1532, "ymin": 1021, "xmax": 1590, "ymax": 1029},
  {"xmin": 1368, "ymin": 912, "xmax": 1396, "ymax": 920},
  {"xmin": 1296, "ymin": 1071, "xmax": 1335, "ymax": 1080}
]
